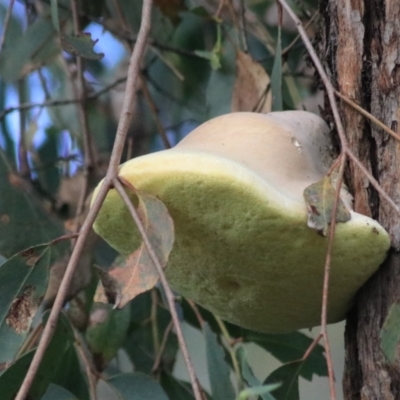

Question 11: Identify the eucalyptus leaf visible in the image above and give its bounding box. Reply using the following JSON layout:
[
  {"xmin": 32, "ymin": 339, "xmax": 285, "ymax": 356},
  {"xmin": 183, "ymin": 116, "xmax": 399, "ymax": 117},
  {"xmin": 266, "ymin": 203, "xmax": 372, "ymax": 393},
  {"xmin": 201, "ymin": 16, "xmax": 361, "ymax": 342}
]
[
  {"xmin": 0, "ymin": 242, "xmax": 67, "ymax": 365},
  {"xmin": 236, "ymin": 346, "xmax": 275, "ymax": 400},
  {"xmin": 41, "ymin": 384, "xmax": 79, "ymax": 400},
  {"xmin": 0, "ymin": 313, "xmax": 73, "ymax": 400},
  {"xmin": 204, "ymin": 322, "xmax": 235, "ymax": 400},
  {"xmin": 108, "ymin": 372, "xmax": 168, "ymax": 400},
  {"xmin": 0, "ymin": 150, "xmax": 64, "ymax": 258},
  {"xmin": 264, "ymin": 361, "xmax": 303, "ymax": 400},
  {"xmin": 242, "ymin": 331, "xmax": 327, "ymax": 381}
]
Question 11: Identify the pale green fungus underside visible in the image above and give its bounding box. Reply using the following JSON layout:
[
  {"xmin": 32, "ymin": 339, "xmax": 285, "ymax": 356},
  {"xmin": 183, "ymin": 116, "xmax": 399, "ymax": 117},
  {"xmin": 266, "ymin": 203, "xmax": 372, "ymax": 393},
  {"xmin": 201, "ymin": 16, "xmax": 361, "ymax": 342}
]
[{"xmin": 93, "ymin": 149, "xmax": 390, "ymax": 333}]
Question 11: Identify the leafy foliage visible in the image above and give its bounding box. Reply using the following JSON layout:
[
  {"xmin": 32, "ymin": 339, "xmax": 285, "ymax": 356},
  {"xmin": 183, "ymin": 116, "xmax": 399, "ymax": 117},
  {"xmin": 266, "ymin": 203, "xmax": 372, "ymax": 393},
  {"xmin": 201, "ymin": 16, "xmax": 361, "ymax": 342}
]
[{"xmin": 0, "ymin": 0, "xmax": 328, "ymax": 399}]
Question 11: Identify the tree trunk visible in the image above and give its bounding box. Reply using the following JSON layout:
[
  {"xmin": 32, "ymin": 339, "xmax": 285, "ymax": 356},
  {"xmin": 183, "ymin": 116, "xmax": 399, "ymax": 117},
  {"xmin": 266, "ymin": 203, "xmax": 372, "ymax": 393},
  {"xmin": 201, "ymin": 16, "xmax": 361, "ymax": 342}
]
[{"xmin": 320, "ymin": 1, "xmax": 400, "ymax": 398}]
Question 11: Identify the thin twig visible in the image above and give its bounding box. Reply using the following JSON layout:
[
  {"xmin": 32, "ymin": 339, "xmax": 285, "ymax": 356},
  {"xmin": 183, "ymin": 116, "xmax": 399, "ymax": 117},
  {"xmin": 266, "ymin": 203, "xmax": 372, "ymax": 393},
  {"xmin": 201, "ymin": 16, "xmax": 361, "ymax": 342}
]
[
  {"xmin": 114, "ymin": 178, "xmax": 203, "ymax": 400},
  {"xmin": 70, "ymin": 0, "xmax": 95, "ymax": 238},
  {"xmin": 345, "ymin": 149, "xmax": 400, "ymax": 214},
  {"xmin": 281, "ymin": 11, "xmax": 318, "ymax": 57},
  {"xmin": 73, "ymin": 330, "xmax": 98, "ymax": 400},
  {"xmin": 214, "ymin": 316, "xmax": 243, "ymax": 391},
  {"xmin": 149, "ymin": 45, "xmax": 185, "ymax": 81},
  {"xmin": 0, "ymin": 0, "xmax": 16, "ymax": 53},
  {"xmin": 14, "ymin": 2, "xmax": 154, "ymax": 399},
  {"xmin": 0, "ymin": 76, "xmax": 128, "ymax": 122},
  {"xmin": 151, "ymin": 289, "xmax": 160, "ymax": 354},
  {"xmin": 302, "ymin": 333, "xmax": 323, "ymax": 361},
  {"xmin": 152, "ymin": 320, "xmax": 173, "ymax": 373},
  {"xmin": 335, "ymin": 90, "xmax": 400, "ymax": 143},
  {"xmin": 320, "ymin": 152, "xmax": 347, "ymax": 399},
  {"xmin": 140, "ymin": 74, "xmax": 172, "ymax": 149},
  {"xmin": 187, "ymin": 299, "xmax": 205, "ymax": 327},
  {"xmin": 17, "ymin": 80, "xmax": 30, "ymax": 178},
  {"xmin": 238, "ymin": 0, "xmax": 248, "ymax": 52}
]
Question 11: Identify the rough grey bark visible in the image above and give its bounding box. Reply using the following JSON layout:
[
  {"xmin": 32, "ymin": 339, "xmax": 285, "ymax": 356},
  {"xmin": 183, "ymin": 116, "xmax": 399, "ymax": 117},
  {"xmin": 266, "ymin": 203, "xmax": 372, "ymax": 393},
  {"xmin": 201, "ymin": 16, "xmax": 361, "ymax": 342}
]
[{"xmin": 320, "ymin": 1, "xmax": 400, "ymax": 399}]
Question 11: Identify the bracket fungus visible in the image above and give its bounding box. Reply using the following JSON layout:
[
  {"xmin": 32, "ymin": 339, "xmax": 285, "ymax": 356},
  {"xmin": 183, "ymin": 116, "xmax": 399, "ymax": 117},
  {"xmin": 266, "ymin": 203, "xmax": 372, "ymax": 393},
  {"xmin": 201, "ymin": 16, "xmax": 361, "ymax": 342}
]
[{"xmin": 93, "ymin": 111, "xmax": 390, "ymax": 333}]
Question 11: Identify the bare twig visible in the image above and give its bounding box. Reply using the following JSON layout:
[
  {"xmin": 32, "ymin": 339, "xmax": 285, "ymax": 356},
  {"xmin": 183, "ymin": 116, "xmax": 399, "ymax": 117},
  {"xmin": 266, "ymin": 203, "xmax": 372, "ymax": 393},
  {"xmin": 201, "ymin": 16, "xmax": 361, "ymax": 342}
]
[
  {"xmin": 345, "ymin": 150, "xmax": 400, "ymax": 214},
  {"xmin": 70, "ymin": 0, "xmax": 95, "ymax": 237},
  {"xmin": 302, "ymin": 333, "xmax": 323, "ymax": 361},
  {"xmin": 149, "ymin": 45, "xmax": 185, "ymax": 81},
  {"xmin": 114, "ymin": 178, "xmax": 203, "ymax": 400},
  {"xmin": 0, "ymin": 0, "xmax": 16, "ymax": 53},
  {"xmin": 0, "ymin": 76, "xmax": 128, "ymax": 122},
  {"xmin": 17, "ymin": 80, "xmax": 30, "ymax": 178},
  {"xmin": 14, "ymin": 2, "xmax": 153, "ymax": 399},
  {"xmin": 73, "ymin": 330, "xmax": 98, "ymax": 400},
  {"xmin": 152, "ymin": 320, "xmax": 173, "ymax": 373},
  {"xmin": 320, "ymin": 152, "xmax": 347, "ymax": 399},
  {"xmin": 140, "ymin": 74, "xmax": 172, "ymax": 149},
  {"xmin": 214, "ymin": 316, "xmax": 243, "ymax": 391},
  {"xmin": 281, "ymin": 11, "xmax": 318, "ymax": 57},
  {"xmin": 151, "ymin": 289, "xmax": 161, "ymax": 354},
  {"xmin": 335, "ymin": 90, "xmax": 400, "ymax": 143},
  {"xmin": 187, "ymin": 299, "xmax": 205, "ymax": 327},
  {"xmin": 238, "ymin": 0, "xmax": 248, "ymax": 52}
]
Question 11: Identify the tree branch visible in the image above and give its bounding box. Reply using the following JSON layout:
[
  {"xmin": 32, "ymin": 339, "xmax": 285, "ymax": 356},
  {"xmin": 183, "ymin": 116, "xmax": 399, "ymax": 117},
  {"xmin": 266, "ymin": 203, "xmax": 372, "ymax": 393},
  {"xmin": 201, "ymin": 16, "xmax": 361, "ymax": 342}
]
[{"xmin": 14, "ymin": 1, "xmax": 154, "ymax": 399}]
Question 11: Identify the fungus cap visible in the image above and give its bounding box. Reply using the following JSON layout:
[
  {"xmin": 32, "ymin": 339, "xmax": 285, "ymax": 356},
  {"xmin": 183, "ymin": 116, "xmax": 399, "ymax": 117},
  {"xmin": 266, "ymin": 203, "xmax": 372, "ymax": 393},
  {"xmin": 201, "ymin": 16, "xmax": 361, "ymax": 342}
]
[{"xmin": 93, "ymin": 111, "xmax": 390, "ymax": 333}]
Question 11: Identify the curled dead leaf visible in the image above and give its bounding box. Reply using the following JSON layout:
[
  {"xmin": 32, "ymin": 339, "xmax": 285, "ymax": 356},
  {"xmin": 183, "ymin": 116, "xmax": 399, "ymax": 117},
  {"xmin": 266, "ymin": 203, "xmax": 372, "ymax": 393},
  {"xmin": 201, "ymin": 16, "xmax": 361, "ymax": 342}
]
[
  {"xmin": 303, "ymin": 175, "xmax": 351, "ymax": 236},
  {"xmin": 95, "ymin": 189, "xmax": 174, "ymax": 308},
  {"xmin": 231, "ymin": 51, "xmax": 272, "ymax": 113}
]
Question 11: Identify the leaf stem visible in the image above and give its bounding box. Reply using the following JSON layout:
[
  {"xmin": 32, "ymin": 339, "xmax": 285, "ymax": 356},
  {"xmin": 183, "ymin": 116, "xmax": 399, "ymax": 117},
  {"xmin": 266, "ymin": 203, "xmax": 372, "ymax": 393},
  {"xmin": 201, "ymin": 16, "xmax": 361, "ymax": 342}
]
[{"xmin": 214, "ymin": 316, "xmax": 243, "ymax": 391}]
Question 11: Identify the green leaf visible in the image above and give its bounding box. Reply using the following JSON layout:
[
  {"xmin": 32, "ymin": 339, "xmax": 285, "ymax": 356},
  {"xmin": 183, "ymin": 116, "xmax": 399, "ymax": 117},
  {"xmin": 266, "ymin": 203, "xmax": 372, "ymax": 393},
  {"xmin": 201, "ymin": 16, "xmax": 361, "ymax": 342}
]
[
  {"xmin": 237, "ymin": 384, "xmax": 280, "ymax": 400},
  {"xmin": 194, "ymin": 21, "xmax": 222, "ymax": 70},
  {"xmin": 0, "ymin": 242, "xmax": 66, "ymax": 365},
  {"xmin": 242, "ymin": 331, "xmax": 327, "ymax": 381},
  {"xmin": 0, "ymin": 151, "xmax": 64, "ymax": 258},
  {"xmin": 124, "ymin": 293, "xmax": 178, "ymax": 374},
  {"xmin": 381, "ymin": 302, "xmax": 400, "ymax": 364},
  {"xmin": 34, "ymin": 127, "xmax": 61, "ymax": 195},
  {"xmin": 61, "ymin": 33, "xmax": 104, "ymax": 60},
  {"xmin": 303, "ymin": 175, "xmax": 351, "ymax": 236},
  {"xmin": 108, "ymin": 372, "xmax": 169, "ymax": 400},
  {"xmin": 236, "ymin": 346, "xmax": 275, "ymax": 400},
  {"xmin": 264, "ymin": 361, "xmax": 303, "ymax": 400},
  {"xmin": 51, "ymin": 344, "xmax": 90, "ymax": 400},
  {"xmin": 160, "ymin": 372, "xmax": 195, "ymax": 400},
  {"xmin": 0, "ymin": 18, "xmax": 58, "ymax": 82},
  {"xmin": 203, "ymin": 322, "xmax": 235, "ymax": 400},
  {"xmin": 271, "ymin": 26, "xmax": 282, "ymax": 111},
  {"xmin": 50, "ymin": 0, "xmax": 60, "ymax": 32},
  {"xmin": 0, "ymin": 313, "xmax": 73, "ymax": 400},
  {"xmin": 206, "ymin": 32, "xmax": 236, "ymax": 118},
  {"xmin": 41, "ymin": 384, "xmax": 79, "ymax": 400},
  {"xmin": 95, "ymin": 188, "xmax": 174, "ymax": 308},
  {"xmin": 86, "ymin": 303, "xmax": 131, "ymax": 370}
]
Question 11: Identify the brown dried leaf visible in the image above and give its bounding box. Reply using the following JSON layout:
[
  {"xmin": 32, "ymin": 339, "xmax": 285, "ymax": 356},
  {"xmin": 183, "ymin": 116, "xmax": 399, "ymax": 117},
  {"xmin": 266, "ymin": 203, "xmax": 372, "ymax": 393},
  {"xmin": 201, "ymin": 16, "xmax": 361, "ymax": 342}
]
[
  {"xmin": 155, "ymin": 0, "xmax": 186, "ymax": 24},
  {"xmin": 303, "ymin": 175, "xmax": 351, "ymax": 236},
  {"xmin": 95, "ymin": 190, "xmax": 174, "ymax": 308},
  {"xmin": 231, "ymin": 51, "xmax": 272, "ymax": 113}
]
